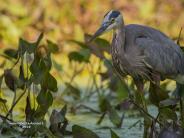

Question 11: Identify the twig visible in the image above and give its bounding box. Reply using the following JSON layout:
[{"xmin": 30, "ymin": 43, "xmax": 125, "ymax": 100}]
[
  {"xmin": 180, "ymin": 97, "xmax": 184, "ymax": 125},
  {"xmin": 10, "ymin": 90, "xmax": 17, "ymax": 119},
  {"xmin": 128, "ymin": 120, "xmax": 141, "ymax": 129},
  {"xmin": 129, "ymin": 99, "xmax": 162, "ymax": 126},
  {"xmin": 97, "ymin": 112, "xmax": 107, "ymax": 125},
  {"xmin": 76, "ymin": 104, "xmax": 101, "ymax": 114},
  {"xmin": 5, "ymin": 88, "xmax": 27, "ymax": 119},
  {"xmin": 0, "ymin": 114, "xmax": 13, "ymax": 122},
  {"xmin": 177, "ymin": 27, "xmax": 183, "ymax": 45}
]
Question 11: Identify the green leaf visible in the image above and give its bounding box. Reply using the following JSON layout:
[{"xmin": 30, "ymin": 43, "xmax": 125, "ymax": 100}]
[
  {"xmin": 68, "ymin": 40, "xmax": 88, "ymax": 49},
  {"xmin": 72, "ymin": 125, "xmax": 99, "ymax": 138},
  {"xmin": 116, "ymin": 80, "xmax": 129, "ymax": 101},
  {"xmin": 98, "ymin": 96, "xmax": 122, "ymax": 127},
  {"xmin": 109, "ymin": 107, "xmax": 122, "ymax": 128},
  {"xmin": 79, "ymin": 48, "xmax": 91, "ymax": 61},
  {"xmin": 35, "ymin": 32, "xmax": 44, "ymax": 46},
  {"xmin": 0, "ymin": 98, "xmax": 7, "ymax": 104},
  {"xmin": 49, "ymin": 105, "xmax": 68, "ymax": 137},
  {"xmin": 4, "ymin": 49, "xmax": 18, "ymax": 59},
  {"xmin": 64, "ymin": 83, "xmax": 80, "ymax": 100},
  {"xmin": 50, "ymin": 105, "xmax": 67, "ymax": 125},
  {"xmin": 37, "ymin": 89, "xmax": 53, "ymax": 108},
  {"xmin": 25, "ymin": 96, "xmax": 33, "ymax": 121},
  {"xmin": 17, "ymin": 65, "xmax": 26, "ymax": 89},
  {"xmin": 110, "ymin": 129, "xmax": 120, "ymax": 138},
  {"xmin": 47, "ymin": 40, "xmax": 59, "ymax": 53},
  {"xmin": 149, "ymin": 83, "xmax": 169, "ymax": 106},
  {"xmin": 43, "ymin": 73, "xmax": 58, "ymax": 92},
  {"xmin": 84, "ymin": 34, "xmax": 110, "ymax": 58},
  {"xmin": 4, "ymin": 69, "xmax": 17, "ymax": 92},
  {"xmin": 99, "ymin": 96, "xmax": 110, "ymax": 112},
  {"xmin": 53, "ymin": 59, "xmax": 62, "ymax": 71},
  {"xmin": 60, "ymin": 105, "xmax": 67, "ymax": 117},
  {"xmin": 68, "ymin": 51, "xmax": 89, "ymax": 63},
  {"xmin": 30, "ymin": 58, "xmax": 50, "ymax": 84},
  {"xmin": 18, "ymin": 33, "xmax": 44, "ymax": 55},
  {"xmin": 0, "ymin": 75, "xmax": 4, "ymax": 89},
  {"xmin": 18, "ymin": 38, "xmax": 32, "ymax": 55},
  {"xmin": 159, "ymin": 108, "xmax": 177, "ymax": 121},
  {"xmin": 95, "ymin": 37, "xmax": 110, "ymax": 48}
]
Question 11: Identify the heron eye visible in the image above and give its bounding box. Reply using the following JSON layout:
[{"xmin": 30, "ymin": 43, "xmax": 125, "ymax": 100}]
[{"xmin": 111, "ymin": 18, "xmax": 115, "ymax": 22}]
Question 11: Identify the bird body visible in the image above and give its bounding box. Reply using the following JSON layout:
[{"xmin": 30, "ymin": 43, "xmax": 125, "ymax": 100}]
[
  {"xmin": 111, "ymin": 24, "xmax": 184, "ymax": 83},
  {"xmin": 90, "ymin": 10, "xmax": 184, "ymax": 90},
  {"xmin": 90, "ymin": 10, "xmax": 184, "ymax": 137}
]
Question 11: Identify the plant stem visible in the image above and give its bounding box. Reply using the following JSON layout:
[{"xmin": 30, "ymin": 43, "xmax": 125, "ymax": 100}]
[
  {"xmin": 180, "ymin": 97, "xmax": 184, "ymax": 126},
  {"xmin": 76, "ymin": 104, "xmax": 101, "ymax": 114},
  {"xmin": 0, "ymin": 114, "xmax": 13, "ymax": 122},
  {"xmin": 129, "ymin": 99, "xmax": 162, "ymax": 126},
  {"xmin": 5, "ymin": 88, "xmax": 27, "ymax": 120}
]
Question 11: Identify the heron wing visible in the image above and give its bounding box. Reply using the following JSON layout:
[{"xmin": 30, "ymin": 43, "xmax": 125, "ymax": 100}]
[{"xmin": 136, "ymin": 37, "xmax": 184, "ymax": 76}]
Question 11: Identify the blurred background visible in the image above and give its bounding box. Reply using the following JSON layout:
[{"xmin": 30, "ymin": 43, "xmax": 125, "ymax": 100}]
[
  {"xmin": 0, "ymin": 0, "xmax": 184, "ymax": 137},
  {"xmin": 0, "ymin": 0, "xmax": 184, "ymax": 45},
  {"xmin": 1, "ymin": 0, "xmax": 184, "ymax": 89}
]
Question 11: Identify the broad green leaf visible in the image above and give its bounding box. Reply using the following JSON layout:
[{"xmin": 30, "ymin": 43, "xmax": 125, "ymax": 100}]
[
  {"xmin": 116, "ymin": 80, "xmax": 129, "ymax": 101},
  {"xmin": 60, "ymin": 105, "xmax": 67, "ymax": 117},
  {"xmin": 50, "ymin": 105, "xmax": 67, "ymax": 125},
  {"xmin": 43, "ymin": 73, "xmax": 58, "ymax": 92},
  {"xmin": 25, "ymin": 96, "xmax": 33, "ymax": 121},
  {"xmin": 4, "ymin": 49, "xmax": 18, "ymax": 59},
  {"xmin": 99, "ymin": 96, "xmax": 110, "ymax": 112},
  {"xmin": 17, "ymin": 65, "xmax": 26, "ymax": 89},
  {"xmin": 35, "ymin": 32, "xmax": 44, "ymax": 47},
  {"xmin": 0, "ymin": 98, "xmax": 7, "ymax": 104},
  {"xmin": 47, "ymin": 40, "xmax": 59, "ymax": 53},
  {"xmin": 64, "ymin": 83, "xmax": 81, "ymax": 100},
  {"xmin": 18, "ymin": 38, "xmax": 32, "ymax": 55},
  {"xmin": 18, "ymin": 33, "xmax": 43, "ymax": 55},
  {"xmin": 37, "ymin": 89, "xmax": 53, "ymax": 108},
  {"xmin": 68, "ymin": 52, "xmax": 83, "ymax": 62},
  {"xmin": 110, "ymin": 129, "xmax": 120, "ymax": 138},
  {"xmin": 95, "ymin": 37, "xmax": 110, "ymax": 48},
  {"xmin": 68, "ymin": 51, "xmax": 89, "ymax": 63},
  {"xmin": 84, "ymin": 34, "xmax": 110, "ymax": 58},
  {"xmin": 72, "ymin": 125, "xmax": 99, "ymax": 138},
  {"xmin": 68, "ymin": 40, "xmax": 88, "ymax": 49},
  {"xmin": 30, "ymin": 58, "xmax": 51, "ymax": 84},
  {"xmin": 159, "ymin": 108, "xmax": 177, "ymax": 121},
  {"xmin": 53, "ymin": 60, "xmax": 62, "ymax": 71},
  {"xmin": 109, "ymin": 107, "xmax": 122, "ymax": 128},
  {"xmin": 0, "ymin": 75, "xmax": 3, "ymax": 89},
  {"xmin": 79, "ymin": 48, "xmax": 91, "ymax": 61},
  {"xmin": 49, "ymin": 105, "xmax": 68, "ymax": 137},
  {"xmin": 98, "ymin": 96, "xmax": 122, "ymax": 127},
  {"xmin": 4, "ymin": 69, "xmax": 16, "ymax": 92},
  {"xmin": 149, "ymin": 83, "xmax": 169, "ymax": 106}
]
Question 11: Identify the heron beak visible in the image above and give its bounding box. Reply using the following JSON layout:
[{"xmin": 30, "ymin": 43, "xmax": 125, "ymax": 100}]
[{"xmin": 89, "ymin": 23, "xmax": 109, "ymax": 42}]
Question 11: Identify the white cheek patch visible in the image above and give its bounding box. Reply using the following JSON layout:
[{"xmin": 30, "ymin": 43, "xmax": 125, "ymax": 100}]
[
  {"xmin": 116, "ymin": 15, "xmax": 123, "ymax": 24},
  {"xmin": 106, "ymin": 23, "xmax": 116, "ymax": 31}
]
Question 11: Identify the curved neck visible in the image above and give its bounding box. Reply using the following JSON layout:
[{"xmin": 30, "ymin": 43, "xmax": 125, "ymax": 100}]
[{"xmin": 114, "ymin": 23, "xmax": 126, "ymax": 52}]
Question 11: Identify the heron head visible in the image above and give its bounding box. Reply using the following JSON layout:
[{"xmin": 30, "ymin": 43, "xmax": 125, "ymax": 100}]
[{"xmin": 89, "ymin": 10, "xmax": 123, "ymax": 42}]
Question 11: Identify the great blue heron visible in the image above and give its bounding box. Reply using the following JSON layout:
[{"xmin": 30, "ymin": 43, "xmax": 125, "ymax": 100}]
[{"xmin": 90, "ymin": 10, "xmax": 184, "ymax": 97}]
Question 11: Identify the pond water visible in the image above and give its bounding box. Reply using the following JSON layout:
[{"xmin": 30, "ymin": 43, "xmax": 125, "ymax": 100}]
[
  {"xmin": 64, "ymin": 93, "xmax": 158, "ymax": 138},
  {"xmin": 67, "ymin": 112, "xmax": 144, "ymax": 138}
]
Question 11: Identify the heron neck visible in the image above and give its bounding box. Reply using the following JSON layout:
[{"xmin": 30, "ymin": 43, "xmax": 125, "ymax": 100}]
[{"xmin": 115, "ymin": 25, "xmax": 126, "ymax": 52}]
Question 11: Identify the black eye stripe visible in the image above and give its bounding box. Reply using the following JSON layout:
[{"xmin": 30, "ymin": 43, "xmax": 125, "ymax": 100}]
[{"xmin": 109, "ymin": 11, "xmax": 120, "ymax": 19}]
